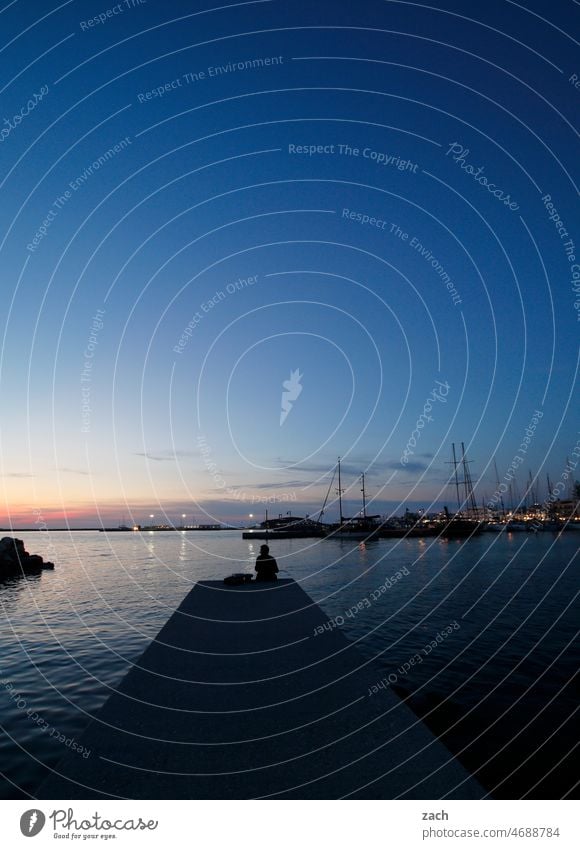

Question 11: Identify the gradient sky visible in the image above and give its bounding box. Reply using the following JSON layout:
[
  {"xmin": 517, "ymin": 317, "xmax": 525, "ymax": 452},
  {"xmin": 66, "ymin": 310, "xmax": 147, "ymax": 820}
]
[{"xmin": 0, "ymin": 0, "xmax": 578, "ymax": 527}]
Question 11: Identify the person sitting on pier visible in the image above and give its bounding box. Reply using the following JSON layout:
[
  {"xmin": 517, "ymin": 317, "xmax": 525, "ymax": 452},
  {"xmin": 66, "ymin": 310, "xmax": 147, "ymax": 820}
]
[{"xmin": 255, "ymin": 544, "xmax": 279, "ymax": 581}]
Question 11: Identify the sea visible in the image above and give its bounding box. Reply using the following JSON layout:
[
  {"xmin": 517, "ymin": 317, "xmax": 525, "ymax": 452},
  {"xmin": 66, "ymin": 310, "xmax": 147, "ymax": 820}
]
[{"xmin": 0, "ymin": 530, "xmax": 578, "ymax": 799}]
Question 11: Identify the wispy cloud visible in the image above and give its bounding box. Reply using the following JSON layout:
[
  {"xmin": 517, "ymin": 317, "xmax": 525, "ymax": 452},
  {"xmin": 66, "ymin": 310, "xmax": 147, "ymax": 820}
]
[
  {"xmin": 241, "ymin": 479, "xmax": 310, "ymax": 490},
  {"xmin": 56, "ymin": 467, "xmax": 90, "ymax": 476},
  {"xmin": 1, "ymin": 472, "xmax": 35, "ymax": 478},
  {"xmin": 383, "ymin": 460, "xmax": 429, "ymax": 473},
  {"xmin": 392, "ymin": 461, "xmax": 428, "ymax": 473},
  {"xmin": 134, "ymin": 449, "xmax": 197, "ymax": 462},
  {"xmin": 275, "ymin": 458, "xmax": 404, "ymax": 477},
  {"xmin": 274, "ymin": 459, "xmax": 339, "ymax": 475}
]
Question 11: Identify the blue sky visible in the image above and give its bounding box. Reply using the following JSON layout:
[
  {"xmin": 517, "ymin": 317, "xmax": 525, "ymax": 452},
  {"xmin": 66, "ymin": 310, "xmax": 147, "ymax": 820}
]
[{"xmin": 0, "ymin": 0, "xmax": 578, "ymax": 527}]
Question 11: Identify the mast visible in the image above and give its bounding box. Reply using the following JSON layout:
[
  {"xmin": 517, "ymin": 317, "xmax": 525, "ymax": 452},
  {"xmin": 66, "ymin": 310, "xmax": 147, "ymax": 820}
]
[
  {"xmin": 461, "ymin": 442, "xmax": 477, "ymax": 516},
  {"xmin": 527, "ymin": 469, "xmax": 537, "ymax": 510},
  {"xmin": 336, "ymin": 457, "xmax": 344, "ymax": 525},
  {"xmin": 452, "ymin": 443, "xmax": 461, "ymax": 512},
  {"xmin": 566, "ymin": 458, "xmax": 574, "ymax": 498},
  {"xmin": 360, "ymin": 473, "xmax": 367, "ymax": 519},
  {"xmin": 493, "ymin": 458, "xmax": 505, "ymax": 517},
  {"xmin": 512, "ymin": 474, "xmax": 521, "ymax": 514},
  {"xmin": 317, "ymin": 467, "xmax": 336, "ymax": 522},
  {"xmin": 546, "ymin": 473, "xmax": 554, "ymax": 517}
]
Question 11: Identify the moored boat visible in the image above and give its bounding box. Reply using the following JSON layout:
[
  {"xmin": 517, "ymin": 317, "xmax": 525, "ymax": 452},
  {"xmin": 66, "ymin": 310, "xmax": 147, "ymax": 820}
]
[
  {"xmin": 242, "ymin": 515, "xmax": 327, "ymax": 540},
  {"xmin": 323, "ymin": 465, "xmax": 382, "ymax": 541},
  {"xmin": 325, "ymin": 517, "xmax": 382, "ymax": 541},
  {"xmin": 439, "ymin": 507, "xmax": 483, "ymax": 538}
]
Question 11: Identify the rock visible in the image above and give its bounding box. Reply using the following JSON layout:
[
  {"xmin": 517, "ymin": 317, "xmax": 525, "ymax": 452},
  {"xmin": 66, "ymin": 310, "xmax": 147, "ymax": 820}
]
[
  {"xmin": 25, "ymin": 555, "xmax": 45, "ymax": 569},
  {"xmin": 0, "ymin": 536, "xmax": 28, "ymax": 563},
  {"xmin": 0, "ymin": 537, "xmax": 55, "ymax": 575}
]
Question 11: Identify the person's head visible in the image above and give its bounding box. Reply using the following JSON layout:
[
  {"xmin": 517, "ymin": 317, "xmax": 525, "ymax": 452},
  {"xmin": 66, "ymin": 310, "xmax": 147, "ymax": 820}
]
[{"xmin": 260, "ymin": 544, "xmax": 269, "ymax": 555}]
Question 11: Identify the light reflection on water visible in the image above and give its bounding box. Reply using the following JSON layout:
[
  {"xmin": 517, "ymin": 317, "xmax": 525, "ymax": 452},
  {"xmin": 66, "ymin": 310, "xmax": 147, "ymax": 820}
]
[{"xmin": 0, "ymin": 530, "xmax": 577, "ymax": 798}]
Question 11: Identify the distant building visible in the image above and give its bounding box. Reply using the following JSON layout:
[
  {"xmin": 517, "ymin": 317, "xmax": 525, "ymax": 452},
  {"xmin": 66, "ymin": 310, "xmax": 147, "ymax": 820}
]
[{"xmin": 553, "ymin": 498, "xmax": 580, "ymax": 519}]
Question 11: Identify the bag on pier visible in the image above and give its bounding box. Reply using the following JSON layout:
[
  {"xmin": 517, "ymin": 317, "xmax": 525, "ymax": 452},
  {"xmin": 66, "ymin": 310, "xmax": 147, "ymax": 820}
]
[{"xmin": 223, "ymin": 573, "xmax": 253, "ymax": 585}]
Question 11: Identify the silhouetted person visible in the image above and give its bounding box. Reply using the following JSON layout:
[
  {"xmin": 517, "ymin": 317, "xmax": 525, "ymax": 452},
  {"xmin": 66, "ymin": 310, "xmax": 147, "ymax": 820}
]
[{"xmin": 255, "ymin": 544, "xmax": 279, "ymax": 581}]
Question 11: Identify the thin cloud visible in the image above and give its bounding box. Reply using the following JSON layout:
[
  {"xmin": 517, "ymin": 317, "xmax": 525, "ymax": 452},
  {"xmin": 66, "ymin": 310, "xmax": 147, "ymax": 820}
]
[
  {"xmin": 243, "ymin": 480, "xmax": 311, "ymax": 490},
  {"xmin": 275, "ymin": 458, "xmax": 404, "ymax": 477},
  {"xmin": 384, "ymin": 460, "xmax": 429, "ymax": 473},
  {"xmin": 134, "ymin": 449, "xmax": 197, "ymax": 462}
]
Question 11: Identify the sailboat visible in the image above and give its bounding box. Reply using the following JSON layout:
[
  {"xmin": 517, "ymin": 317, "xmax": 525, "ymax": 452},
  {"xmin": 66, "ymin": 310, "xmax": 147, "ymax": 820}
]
[
  {"xmin": 440, "ymin": 443, "xmax": 483, "ymax": 538},
  {"xmin": 325, "ymin": 460, "xmax": 382, "ymax": 541}
]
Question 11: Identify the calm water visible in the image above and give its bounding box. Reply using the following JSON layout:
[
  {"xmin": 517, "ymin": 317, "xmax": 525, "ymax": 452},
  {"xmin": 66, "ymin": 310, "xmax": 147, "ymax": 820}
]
[{"xmin": 0, "ymin": 530, "xmax": 578, "ymax": 799}]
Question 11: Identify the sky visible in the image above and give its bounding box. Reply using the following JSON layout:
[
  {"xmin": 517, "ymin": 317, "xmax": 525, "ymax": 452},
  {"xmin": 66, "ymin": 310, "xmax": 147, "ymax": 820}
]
[{"xmin": 0, "ymin": 0, "xmax": 578, "ymax": 527}]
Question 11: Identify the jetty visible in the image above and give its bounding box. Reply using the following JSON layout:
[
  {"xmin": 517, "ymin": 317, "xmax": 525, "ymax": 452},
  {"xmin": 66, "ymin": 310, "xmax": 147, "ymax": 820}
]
[{"xmin": 38, "ymin": 579, "xmax": 483, "ymax": 799}]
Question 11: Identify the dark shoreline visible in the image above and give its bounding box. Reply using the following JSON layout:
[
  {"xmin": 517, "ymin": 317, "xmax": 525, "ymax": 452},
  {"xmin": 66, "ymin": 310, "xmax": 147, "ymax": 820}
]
[{"xmin": 0, "ymin": 528, "xmax": 240, "ymax": 534}]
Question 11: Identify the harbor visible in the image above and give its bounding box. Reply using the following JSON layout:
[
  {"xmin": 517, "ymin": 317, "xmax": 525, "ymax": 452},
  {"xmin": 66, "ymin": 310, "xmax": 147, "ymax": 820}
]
[{"xmin": 90, "ymin": 449, "xmax": 580, "ymax": 542}]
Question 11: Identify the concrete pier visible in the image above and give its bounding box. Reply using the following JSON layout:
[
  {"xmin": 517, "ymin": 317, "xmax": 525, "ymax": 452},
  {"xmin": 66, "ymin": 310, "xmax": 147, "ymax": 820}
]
[{"xmin": 38, "ymin": 579, "xmax": 484, "ymax": 799}]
